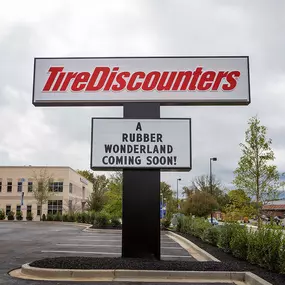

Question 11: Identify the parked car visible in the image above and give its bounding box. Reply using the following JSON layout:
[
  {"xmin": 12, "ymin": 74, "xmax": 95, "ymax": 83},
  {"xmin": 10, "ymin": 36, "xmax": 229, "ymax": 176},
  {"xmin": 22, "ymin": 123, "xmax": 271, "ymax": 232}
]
[{"xmin": 208, "ymin": 217, "xmax": 219, "ymax": 225}]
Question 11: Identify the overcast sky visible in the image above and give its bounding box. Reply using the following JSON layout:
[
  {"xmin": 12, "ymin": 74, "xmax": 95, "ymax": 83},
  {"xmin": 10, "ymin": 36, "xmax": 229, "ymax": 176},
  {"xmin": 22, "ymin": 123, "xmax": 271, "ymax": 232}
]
[{"xmin": 0, "ymin": 0, "xmax": 285, "ymax": 195}]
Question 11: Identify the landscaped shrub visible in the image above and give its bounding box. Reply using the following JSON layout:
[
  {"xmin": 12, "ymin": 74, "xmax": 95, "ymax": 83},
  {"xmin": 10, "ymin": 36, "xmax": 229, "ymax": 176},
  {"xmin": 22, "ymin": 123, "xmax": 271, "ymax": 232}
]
[
  {"xmin": 191, "ymin": 217, "xmax": 212, "ymax": 238},
  {"xmin": 0, "ymin": 209, "xmax": 5, "ymax": 220},
  {"xmin": 94, "ymin": 211, "xmax": 110, "ymax": 227},
  {"xmin": 42, "ymin": 214, "xmax": 46, "ymax": 221},
  {"xmin": 75, "ymin": 212, "xmax": 83, "ymax": 223},
  {"xmin": 7, "ymin": 211, "xmax": 15, "ymax": 221},
  {"xmin": 67, "ymin": 213, "xmax": 75, "ymax": 222},
  {"xmin": 217, "ymin": 222, "xmax": 240, "ymax": 253},
  {"xmin": 278, "ymin": 235, "xmax": 285, "ymax": 273},
  {"xmin": 16, "ymin": 211, "xmax": 23, "ymax": 221},
  {"xmin": 230, "ymin": 225, "xmax": 248, "ymax": 260},
  {"xmin": 90, "ymin": 211, "xmax": 96, "ymax": 224},
  {"xmin": 47, "ymin": 214, "xmax": 54, "ymax": 221},
  {"xmin": 247, "ymin": 227, "xmax": 282, "ymax": 271},
  {"xmin": 111, "ymin": 217, "xmax": 121, "ymax": 227},
  {"xmin": 202, "ymin": 226, "xmax": 220, "ymax": 246},
  {"xmin": 62, "ymin": 214, "xmax": 68, "ymax": 222},
  {"xmin": 53, "ymin": 212, "xmax": 62, "ymax": 221},
  {"xmin": 26, "ymin": 212, "xmax": 33, "ymax": 221}
]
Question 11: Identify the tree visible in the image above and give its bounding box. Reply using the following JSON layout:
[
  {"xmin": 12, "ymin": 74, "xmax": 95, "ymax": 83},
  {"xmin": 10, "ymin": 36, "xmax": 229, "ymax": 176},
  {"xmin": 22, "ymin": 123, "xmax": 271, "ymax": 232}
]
[
  {"xmin": 233, "ymin": 116, "xmax": 280, "ymax": 226},
  {"xmin": 103, "ymin": 172, "xmax": 122, "ymax": 217},
  {"xmin": 77, "ymin": 170, "xmax": 109, "ymax": 212},
  {"xmin": 225, "ymin": 189, "xmax": 255, "ymax": 221},
  {"xmin": 32, "ymin": 168, "xmax": 53, "ymax": 220},
  {"xmin": 87, "ymin": 174, "xmax": 109, "ymax": 212},
  {"xmin": 183, "ymin": 175, "xmax": 229, "ymax": 211},
  {"xmin": 63, "ymin": 198, "xmax": 82, "ymax": 214},
  {"xmin": 160, "ymin": 181, "xmax": 176, "ymax": 220},
  {"xmin": 182, "ymin": 191, "xmax": 219, "ymax": 217}
]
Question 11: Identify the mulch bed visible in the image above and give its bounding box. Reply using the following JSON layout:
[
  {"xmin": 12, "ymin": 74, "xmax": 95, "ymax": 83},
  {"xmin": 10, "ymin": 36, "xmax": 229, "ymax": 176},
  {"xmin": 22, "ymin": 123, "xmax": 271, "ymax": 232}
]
[
  {"xmin": 29, "ymin": 231, "xmax": 285, "ymax": 285},
  {"xmin": 177, "ymin": 231, "xmax": 285, "ymax": 285}
]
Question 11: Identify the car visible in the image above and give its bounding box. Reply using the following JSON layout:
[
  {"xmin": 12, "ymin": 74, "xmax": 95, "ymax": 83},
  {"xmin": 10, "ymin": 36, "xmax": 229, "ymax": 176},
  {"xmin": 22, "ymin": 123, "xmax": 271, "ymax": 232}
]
[{"xmin": 208, "ymin": 217, "xmax": 219, "ymax": 225}]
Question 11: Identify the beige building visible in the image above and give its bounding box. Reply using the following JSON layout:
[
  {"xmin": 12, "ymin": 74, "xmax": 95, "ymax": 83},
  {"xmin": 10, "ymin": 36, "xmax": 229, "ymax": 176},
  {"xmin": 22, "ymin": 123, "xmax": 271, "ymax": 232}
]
[{"xmin": 0, "ymin": 166, "xmax": 93, "ymax": 220}]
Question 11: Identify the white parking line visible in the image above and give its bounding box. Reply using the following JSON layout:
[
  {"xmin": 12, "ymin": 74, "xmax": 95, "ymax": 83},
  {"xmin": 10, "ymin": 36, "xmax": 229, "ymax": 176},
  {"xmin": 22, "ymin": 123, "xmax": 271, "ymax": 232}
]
[
  {"xmin": 56, "ymin": 244, "xmax": 121, "ymax": 247},
  {"xmin": 56, "ymin": 244, "xmax": 182, "ymax": 250},
  {"xmin": 68, "ymin": 239, "xmax": 120, "ymax": 242},
  {"xmin": 41, "ymin": 250, "xmax": 191, "ymax": 258}
]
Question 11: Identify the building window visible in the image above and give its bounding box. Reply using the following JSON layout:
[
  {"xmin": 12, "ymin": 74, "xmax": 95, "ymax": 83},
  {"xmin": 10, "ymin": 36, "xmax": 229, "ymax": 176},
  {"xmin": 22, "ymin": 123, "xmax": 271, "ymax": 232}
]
[
  {"xmin": 49, "ymin": 182, "xmax": 64, "ymax": 192},
  {"xmin": 6, "ymin": 205, "xmax": 11, "ymax": 216},
  {"xmin": 28, "ymin": 182, "xmax": 33, "ymax": 192},
  {"xmin": 27, "ymin": 205, "xmax": 32, "ymax": 214},
  {"xmin": 7, "ymin": 181, "xmax": 12, "ymax": 192},
  {"xmin": 17, "ymin": 181, "xmax": 23, "ymax": 192},
  {"xmin": 16, "ymin": 205, "xmax": 21, "ymax": 213},
  {"xmin": 68, "ymin": 200, "xmax": 72, "ymax": 212},
  {"xmin": 0, "ymin": 179, "xmax": 2, "ymax": 192},
  {"xmin": 37, "ymin": 205, "xmax": 41, "ymax": 216},
  {"xmin": 69, "ymin": 183, "xmax": 73, "ymax": 193},
  {"xmin": 47, "ymin": 200, "xmax": 63, "ymax": 215}
]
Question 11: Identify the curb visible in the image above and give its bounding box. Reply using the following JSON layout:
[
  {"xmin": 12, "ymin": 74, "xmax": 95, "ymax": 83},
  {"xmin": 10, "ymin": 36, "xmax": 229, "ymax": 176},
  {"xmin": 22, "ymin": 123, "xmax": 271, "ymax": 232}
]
[
  {"xmin": 167, "ymin": 231, "xmax": 220, "ymax": 262},
  {"xmin": 9, "ymin": 263, "xmax": 272, "ymax": 284},
  {"xmin": 82, "ymin": 225, "xmax": 122, "ymax": 233}
]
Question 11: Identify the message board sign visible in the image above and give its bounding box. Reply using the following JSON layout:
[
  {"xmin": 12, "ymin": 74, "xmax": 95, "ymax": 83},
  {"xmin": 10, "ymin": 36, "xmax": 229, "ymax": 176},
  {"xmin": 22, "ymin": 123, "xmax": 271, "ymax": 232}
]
[
  {"xmin": 91, "ymin": 118, "xmax": 191, "ymax": 170},
  {"xmin": 33, "ymin": 56, "xmax": 250, "ymax": 106}
]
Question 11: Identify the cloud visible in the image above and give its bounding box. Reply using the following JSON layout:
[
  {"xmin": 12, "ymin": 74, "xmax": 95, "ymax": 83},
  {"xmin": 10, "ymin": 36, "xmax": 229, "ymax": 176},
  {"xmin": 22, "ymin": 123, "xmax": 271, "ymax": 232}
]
[{"xmin": 0, "ymin": 0, "xmax": 285, "ymax": 195}]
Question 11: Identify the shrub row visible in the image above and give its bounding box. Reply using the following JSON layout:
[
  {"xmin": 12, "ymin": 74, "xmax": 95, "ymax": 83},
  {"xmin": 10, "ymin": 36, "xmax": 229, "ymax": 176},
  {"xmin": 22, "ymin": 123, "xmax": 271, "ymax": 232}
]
[
  {"xmin": 43, "ymin": 211, "xmax": 121, "ymax": 228},
  {"xmin": 0, "ymin": 209, "xmax": 33, "ymax": 221},
  {"xmin": 177, "ymin": 216, "xmax": 285, "ymax": 273}
]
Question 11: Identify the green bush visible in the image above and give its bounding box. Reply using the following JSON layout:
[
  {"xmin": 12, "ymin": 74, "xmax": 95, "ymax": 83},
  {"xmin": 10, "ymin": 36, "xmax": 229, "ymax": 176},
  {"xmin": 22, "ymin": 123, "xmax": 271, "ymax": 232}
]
[
  {"xmin": 161, "ymin": 219, "xmax": 171, "ymax": 229},
  {"xmin": 7, "ymin": 211, "xmax": 15, "ymax": 220},
  {"xmin": 94, "ymin": 211, "xmax": 110, "ymax": 227},
  {"xmin": 90, "ymin": 211, "xmax": 97, "ymax": 224},
  {"xmin": 26, "ymin": 212, "xmax": 33, "ymax": 221},
  {"xmin": 111, "ymin": 217, "xmax": 121, "ymax": 227},
  {"xmin": 53, "ymin": 212, "xmax": 62, "ymax": 221},
  {"xmin": 42, "ymin": 214, "xmax": 46, "ymax": 221},
  {"xmin": 68, "ymin": 213, "xmax": 75, "ymax": 222},
  {"xmin": 230, "ymin": 225, "xmax": 248, "ymax": 260},
  {"xmin": 202, "ymin": 226, "xmax": 220, "ymax": 246},
  {"xmin": 75, "ymin": 212, "xmax": 83, "ymax": 223},
  {"xmin": 47, "ymin": 214, "xmax": 54, "ymax": 221},
  {"xmin": 0, "ymin": 209, "xmax": 5, "ymax": 220},
  {"xmin": 278, "ymin": 235, "xmax": 285, "ymax": 273},
  {"xmin": 247, "ymin": 227, "xmax": 282, "ymax": 271},
  {"xmin": 62, "ymin": 214, "xmax": 68, "ymax": 222},
  {"xmin": 217, "ymin": 223, "xmax": 240, "ymax": 253},
  {"xmin": 16, "ymin": 211, "xmax": 23, "ymax": 221}
]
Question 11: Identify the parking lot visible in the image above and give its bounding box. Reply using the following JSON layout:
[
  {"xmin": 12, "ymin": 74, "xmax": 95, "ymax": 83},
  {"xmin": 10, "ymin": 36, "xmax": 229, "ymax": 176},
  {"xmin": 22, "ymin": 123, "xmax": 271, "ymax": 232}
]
[{"xmin": 0, "ymin": 222, "xmax": 200, "ymax": 285}]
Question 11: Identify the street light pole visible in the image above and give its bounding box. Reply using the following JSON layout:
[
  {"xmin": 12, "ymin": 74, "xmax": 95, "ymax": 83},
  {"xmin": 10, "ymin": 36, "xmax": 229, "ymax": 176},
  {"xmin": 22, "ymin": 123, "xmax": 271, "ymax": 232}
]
[
  {"xmin": 176, "ymin": 178, "xmax": 181, "ymax": 211},
  {"xmin": 210, "ymin": 157, "xmax": 217, "ymax": 224}
]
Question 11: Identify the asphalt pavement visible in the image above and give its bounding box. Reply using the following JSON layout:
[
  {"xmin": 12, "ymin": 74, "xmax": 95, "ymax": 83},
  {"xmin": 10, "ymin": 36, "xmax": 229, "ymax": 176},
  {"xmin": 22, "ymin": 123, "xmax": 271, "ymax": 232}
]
[{"xmin": 0, "ymin": 222, "xmax": 233, "ymax": 285}]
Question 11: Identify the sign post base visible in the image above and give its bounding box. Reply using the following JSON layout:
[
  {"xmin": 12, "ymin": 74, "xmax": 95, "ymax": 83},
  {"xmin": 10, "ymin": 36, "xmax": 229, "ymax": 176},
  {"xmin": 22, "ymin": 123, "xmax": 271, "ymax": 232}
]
[{"xmin": 122, "ymin": 103, "xmax": 161, "ymax": 260}]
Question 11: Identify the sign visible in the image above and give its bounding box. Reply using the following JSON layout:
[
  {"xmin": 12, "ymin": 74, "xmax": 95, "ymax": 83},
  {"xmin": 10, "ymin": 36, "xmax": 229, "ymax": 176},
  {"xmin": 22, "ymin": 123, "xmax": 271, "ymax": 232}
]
[
  {"xmin": 91, "ymin": 118, "xmax": 191, "ymax": 170},
  {"xmin": 80, "ymin": 177, "xmax": 88, "ymax": 185},
  {"xmin": 33, "ymin": 56, "xmax": 250, "ymax": 106}
]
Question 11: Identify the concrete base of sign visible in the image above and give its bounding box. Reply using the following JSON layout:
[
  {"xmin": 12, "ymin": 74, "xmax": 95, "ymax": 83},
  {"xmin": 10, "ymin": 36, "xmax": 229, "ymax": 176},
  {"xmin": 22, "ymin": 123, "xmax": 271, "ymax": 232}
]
[{"xmin": 9, "ymin": 263, "xmax": 272, "ymax": 284}]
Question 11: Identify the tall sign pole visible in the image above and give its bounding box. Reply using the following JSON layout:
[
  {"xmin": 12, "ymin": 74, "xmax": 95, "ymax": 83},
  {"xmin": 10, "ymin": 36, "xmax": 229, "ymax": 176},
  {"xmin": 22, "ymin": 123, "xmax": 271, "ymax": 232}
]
[
  {"xmin": 122, "ymin": 103, "xmax": 160, "ymax": 259},
  {"xmin": 32, "ymin": 56, "xmax": 250, "ymax": 260}
]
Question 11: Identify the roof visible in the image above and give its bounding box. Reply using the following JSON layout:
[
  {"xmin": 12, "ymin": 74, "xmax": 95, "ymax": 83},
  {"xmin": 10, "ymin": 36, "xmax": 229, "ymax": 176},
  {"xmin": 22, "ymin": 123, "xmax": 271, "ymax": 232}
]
[{"xmin": 263, "ymin": 204, "xmax": 285, "ymax": 210}]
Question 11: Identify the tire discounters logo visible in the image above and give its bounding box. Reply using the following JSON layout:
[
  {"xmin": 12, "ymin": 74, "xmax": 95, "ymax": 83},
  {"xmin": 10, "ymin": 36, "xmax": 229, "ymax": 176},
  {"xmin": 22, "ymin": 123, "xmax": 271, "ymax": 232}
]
[{"xmin": 33, "ymin": 57, "xmax": 250, "ymax": 106}]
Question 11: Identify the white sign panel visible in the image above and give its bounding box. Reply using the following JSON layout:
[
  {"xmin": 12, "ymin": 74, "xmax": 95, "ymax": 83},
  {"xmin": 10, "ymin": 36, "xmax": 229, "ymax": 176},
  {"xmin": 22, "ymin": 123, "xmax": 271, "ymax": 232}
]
[
  {"xmin": 91, "ymin": 118, "xmax": 191, "ymax": 170},
  {"xmin": 33, "ymin": 57, "xmax": 250, "ymax": 106}
]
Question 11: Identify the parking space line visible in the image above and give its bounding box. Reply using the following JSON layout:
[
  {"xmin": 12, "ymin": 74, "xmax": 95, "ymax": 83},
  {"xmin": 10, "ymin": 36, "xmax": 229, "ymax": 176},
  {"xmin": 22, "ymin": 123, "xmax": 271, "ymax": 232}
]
[
  {"xmin": 56, "ymin": 244, "xmax": 121, "ymax": 247},
  {"xmin": 41, "ymin": 250, "xmax": 119, "ymax": 255},
  {"xmin": 41, "ymin": 250, "xmax": 192, "ymax": 259},
  {"xmin": 68, "ymin": 239, "xmax": 120, "ymax": 242}
]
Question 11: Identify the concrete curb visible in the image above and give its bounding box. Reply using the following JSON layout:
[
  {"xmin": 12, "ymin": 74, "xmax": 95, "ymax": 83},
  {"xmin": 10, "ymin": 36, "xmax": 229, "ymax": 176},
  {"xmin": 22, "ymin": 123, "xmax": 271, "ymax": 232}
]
[
  {"xmin": 82, "ymin": 225, "xmax": 122, "ymax": 233},
  {"xmin": 167, "ymin": 231, "xmax": 220, "ymax": 262},
  {"xmin": 9, "ymin": 263, "xmax": 272, "ymax": 284}
]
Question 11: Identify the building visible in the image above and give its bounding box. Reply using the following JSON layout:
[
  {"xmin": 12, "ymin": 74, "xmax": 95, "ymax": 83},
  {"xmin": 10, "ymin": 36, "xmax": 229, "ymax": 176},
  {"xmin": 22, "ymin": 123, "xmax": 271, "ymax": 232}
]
[
  {"xmin": 0, "ymin": 166, "xmax": 93, "ymax": 220},
  {"xmin": 262, "ymin": 200, "xmax": 285, "ymax": 218}
]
